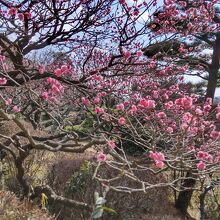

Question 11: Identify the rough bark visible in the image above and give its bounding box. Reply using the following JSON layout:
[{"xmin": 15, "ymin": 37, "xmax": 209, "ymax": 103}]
[
  {"xmin": 175, "ymin": 172, "xmax": 196, "ymax": 215},
  {"xmin": 31, "ymin": 185, "xmax": 92, "ymax": 211},
  {"xmin": 14, "ymin": 151, "xmax": 30, "ymax": 197},
  {"xmin": 206, "ymin": 34, "xmax": 220, "ymax": 99}
]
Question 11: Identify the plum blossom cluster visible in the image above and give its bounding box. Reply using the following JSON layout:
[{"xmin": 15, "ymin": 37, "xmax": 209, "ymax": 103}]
[
  {"xmin": 41, "ymin": 77, "xmax": 65, "ymax": 102},
  {"xmin": 149, "ymin": 151, "xmax": 165, "ymax": 169},
  {"xmin": 150, "ymin": 0, "xmax": 219, "ymax": 35},
  {"xmin": 1, "ymin": 96, "xmax": 20, "ymax": 112},
  {"xmin": 54, "ymin": 65, "xmax": 70, "ymax": 77},
  {"xmin": 8, "ymin": 7, "xmax": 32, "ymax": 21},
  {"xmin": 81, "ymin": 69, "xmax": 220, "ymax": 172}
]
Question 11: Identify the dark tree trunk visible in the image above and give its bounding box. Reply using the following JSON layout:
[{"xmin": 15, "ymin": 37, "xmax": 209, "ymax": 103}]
[
  {"xmin": 175, "ymin": 172, "xmax": 196, "ymax": 215},
  {"xmin": 206, "ymin": 34, "xmax": 220, "ymax": 99},
  {"xmin": 206, "ymin": 74, "xmax": 218, "ymax": 100},
  {"xmin": 15, "ymin": 152, "xmax": 30, "ymax": 197},
  {"xmin": 200, "ymin": 189, "xmax": 209, "ymax": 220}
]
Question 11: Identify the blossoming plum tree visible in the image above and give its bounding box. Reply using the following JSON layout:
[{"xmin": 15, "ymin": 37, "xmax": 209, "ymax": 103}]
[
  {"xmin": 145, "ymin": 0, "xmax": 220, "ymax": 99},
  {"xmin": 0, "ymin": 0, "xmax": 220, "ymax": 218}
]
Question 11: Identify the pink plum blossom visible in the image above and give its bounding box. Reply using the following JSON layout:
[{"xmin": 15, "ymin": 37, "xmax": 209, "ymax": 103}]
[
  {"xmin": 210, "ymin": 130, "xmax": 219, "ymax": 139},
  {"xmin": 149, "ymin": 151, "xmax": 165, "ymax": 169},
  {"xmin": 116, "ymin": 103, "xmax": 125, "ymax": 111},
  {"xmin": 107, "ymin": 140, "xmax": 116, "ymax": 149},
  {"xmin": 42, "ymin": 92, "xmax": 49, "ymax": 100},
  {"xmin": 136, "ymin": 51, "xmax": 143, "ymax": 57},
  {"xmin": 197, "ymin": 151, "xmax": 207, "ymax": 160},
  {"xmin": 8, "ymin": 7, "xmax": 16, "ymax": 16},
  {"xmin": 216, "ymin": 113, "xmax": 220, "ymax": 120},
  {"xmin": 118, "ymin": 117, "xmax": 126, "ymax": 125},
  {"xmin": 97, "ymin": 152, "xmax": 107, "ymax": 162},
  {"xmin": 95, "ymin": 107, "xmax": 105, "ymax": 114},
  {"xmin": 81, "ymin": 97, "xmax": 90, "ymax": 106},
  {"xmin": 25, "ymin": 11, "xmax": 32, "ymax": 19},
  {"xmin": 149, "ymin": 151, "xmax": 165, "ymax": 161},
  {"xmin": 54, "ymin": 68, "xmax": 63, "ymax": 77},
  {"xmin": 61, "ymin": 65, "xmax": 69, "ymax": 72},
  {"xmin": 195, "ymin": 108, "xmax": 203, "ymax": 115},
  {"xmin": 124, "ymin": 51, "xmax": 131, "ymax": 61},
  {"xmin": 5, "ymin": 98, "xmax": 12, "ymax": 105},
  {"xmin": 167, "ymin": 127, "xmax": 173, "ymax": 134},
  {"xmin": 13, "ymin": 106, "xmax": 21, "ymax": 112},
  {"xmin": 0, "ymin": 78, "xmax": 7, "ymax": 85},
  {"xmin": 18, "ymin": 13, "xmax": 24, "ymax": 21},
  {"xmin": 156, "ymin": 112, "xmax": 166, "ymax": 119},
  {"xmin": 93, "ymin": 97, "xmax": 100, "ymax": 104},
  {"xmin": 197, "ymin": 161, "xmax": 206, "ymax": 171},
  {"xmin": 155, "ymin": 160, "xmax": 165, "ymax": 169},
  {"xmin": 139, "ymin": 99, "xmax": 155, "ymax": 109},
  {"xmin": 204, "ymin": 105, "xmax": 212, "ymax": 113},
  {"xmin": 128, "ymin": 105, "xmax": 138, "ymax": 115}
]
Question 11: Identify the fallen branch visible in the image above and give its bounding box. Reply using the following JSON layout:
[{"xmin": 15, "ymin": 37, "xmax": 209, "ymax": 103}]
[{"xmin": 31, "ymin": 185, "xmax": 93, "ymax": 211}]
